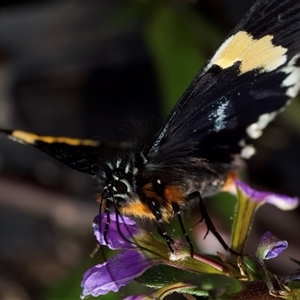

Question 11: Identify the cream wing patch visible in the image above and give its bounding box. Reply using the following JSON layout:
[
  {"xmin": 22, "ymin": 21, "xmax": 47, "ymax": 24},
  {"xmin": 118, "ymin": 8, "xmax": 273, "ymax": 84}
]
[{"xmin": 206, "ymin": 31, "xmax": 287, "ymax": 74}]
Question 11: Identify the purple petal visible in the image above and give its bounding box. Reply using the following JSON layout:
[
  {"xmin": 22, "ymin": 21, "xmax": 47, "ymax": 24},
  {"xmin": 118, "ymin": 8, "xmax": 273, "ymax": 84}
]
[
  {"xmin": 282, "ymin": 268, "xmax": 300, "ymax": 285},
  {"xmin": 124, "ymin": 295, "xmax": 155, "ymax": 300},
  {"xmin": 81, "ymin": 249, "xmax": 153, "ymax": 298},
  {"xmin": 256, "ymin": 231, "xmax": 288, "ymax": 260},
  {"xmin": 235, "ymin": 179, "xmax": 298, "ymax": 210},
  {"xmin": 93, "ymin": 213, "xmax": 140, "ymax": 250}
]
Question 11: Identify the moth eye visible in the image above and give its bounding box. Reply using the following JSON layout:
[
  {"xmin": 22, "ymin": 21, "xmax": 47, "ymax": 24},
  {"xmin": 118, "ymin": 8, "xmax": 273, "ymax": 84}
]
[{"xmin": 114, "ymin": 180, "xmax": 128, "ymax": 194}]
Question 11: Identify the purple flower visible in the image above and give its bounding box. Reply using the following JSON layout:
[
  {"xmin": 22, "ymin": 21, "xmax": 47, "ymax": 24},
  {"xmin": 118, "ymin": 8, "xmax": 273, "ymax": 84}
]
[
  {"xmin": 92, "ymin": 214, "xmax": 139, "ymax": 250},
  {"xmin": 81, "ymin": 214, "xmax": 158, "ymax": 299},
  {"xmin": 81, "ymin": 213, "xmax": 228, "ymax": 299},
  {"xmin": 124, "ymin": 295, "xmax": 155, "ymax": 300},
  {"xmin": 234, "ymin": 179, "xmax": 298, "ymax": 210},
  {"xmin": 282, "ymin": 268, "xmax": 300, "ymax": 285},
  {"xmin": 81, "ymin": 249, "xmax": 152, "ymax": 297},
  {"xmin": 256, "ymin": 231, "xmax": 288, "ymax": 261},
  {"xmin": 255, "ymin": 232, "xmax": 289, "ymax": 296},
  {"xmin": 230, "ymin": 180, "xmax": 298, "ymax": 254}
]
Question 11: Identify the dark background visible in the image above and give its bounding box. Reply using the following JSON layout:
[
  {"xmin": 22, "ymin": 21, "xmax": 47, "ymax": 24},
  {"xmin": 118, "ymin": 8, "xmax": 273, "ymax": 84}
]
[{"xmin": 0, "ymin": 1, "xmax": 299, "ymax": 299}]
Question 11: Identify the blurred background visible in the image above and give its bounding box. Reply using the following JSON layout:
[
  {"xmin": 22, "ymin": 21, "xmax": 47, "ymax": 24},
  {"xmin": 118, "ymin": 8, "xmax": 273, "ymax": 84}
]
[{"xmin": 0, "ymin": 0, "xmax": 299, "ymax": 299}]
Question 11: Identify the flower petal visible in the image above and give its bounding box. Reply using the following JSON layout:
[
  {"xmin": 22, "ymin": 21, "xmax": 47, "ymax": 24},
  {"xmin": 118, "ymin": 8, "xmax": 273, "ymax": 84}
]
[
  {"xmin": 230, "ymin": 180, "xmax": 297, "ymax": 254},
  {"xmin": 235, "ymin": 179, "xmax": 298, "ymax": 210},
  {"xmin": 81, "ymin": 249, "xmax": 153, "ymax": 298},
  {"xmin": 256, "ymin": 231, "xmax": 288, "ymax": 261},
  {"xmin": 261, "ymin": 194, "xmax": 299, "ymax": 211},
  {"xmin": 93, "ymin": 213, "xmax": 140, "ymax": 250},
  {"xmin": 282, "ymin": 268, "xmax": 300, "ymax": 285},
  {"xmin": 124, "ymin": 295, "xmax": 155, "ymax": 300}
]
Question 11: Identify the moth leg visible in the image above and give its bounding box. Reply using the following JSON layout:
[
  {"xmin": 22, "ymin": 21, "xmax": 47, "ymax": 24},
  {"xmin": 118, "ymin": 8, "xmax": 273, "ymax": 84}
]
[
  {"xmin": 188, "ymin": 191, "xmax": 238, "ymax": 255},
  {"xmin": 150, "ymin": 200, "xmax": 174, "ymax": 252},
  {"xmin": 172, "ymin": 202, "xmax": 194, "ymax": 257}
]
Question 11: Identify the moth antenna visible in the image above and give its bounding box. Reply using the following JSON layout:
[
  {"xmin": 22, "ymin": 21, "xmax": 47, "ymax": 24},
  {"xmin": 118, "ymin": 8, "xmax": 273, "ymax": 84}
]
[
  {"xmin": 103, "ymin": 204, "xmax": 111, "ymax": 245},
  {"xmin": 115, "ymin": 208, "xmax": 170, "ymax": 260},
  {"xmin": 89, "ymin": 195, "xmax": 104, "ymax": 258},
  {"xmin": 90, "ymin": 244, "xmax": 100, "ymax": 258},
  {"xmin": 115, "ymin": 209, "xmax": 133, "ymax": 245}
]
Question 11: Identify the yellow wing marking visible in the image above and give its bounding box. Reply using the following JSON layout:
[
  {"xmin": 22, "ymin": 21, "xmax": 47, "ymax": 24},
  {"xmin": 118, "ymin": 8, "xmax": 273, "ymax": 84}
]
[
  {"xmin": 206, "ymin": 31, "xmax": 287, "ymax": 74},
  {"xmin": 11, "ymin": 130, "xmax": 100, "ymax": 147}
]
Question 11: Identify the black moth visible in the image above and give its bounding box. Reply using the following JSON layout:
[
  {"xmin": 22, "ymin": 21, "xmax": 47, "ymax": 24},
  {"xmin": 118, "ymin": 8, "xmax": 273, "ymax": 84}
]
[{"xmin": 1, "ymin": 0, "xmax": 300, "ymax": 255}]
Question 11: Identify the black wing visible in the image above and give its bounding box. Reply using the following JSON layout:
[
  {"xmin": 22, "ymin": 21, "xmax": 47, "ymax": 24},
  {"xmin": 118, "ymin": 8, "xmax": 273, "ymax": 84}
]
[
  {"xmin": 146, "ymin": 0, "xmax": 300, "ymax": 173},
  {"xmin": 0, "ymin": 129, "xmax": 132, "ymax": 175}
]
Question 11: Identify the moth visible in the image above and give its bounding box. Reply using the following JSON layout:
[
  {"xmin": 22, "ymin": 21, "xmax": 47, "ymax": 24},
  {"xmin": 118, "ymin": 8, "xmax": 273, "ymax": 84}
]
[{"xmin": 1, "ymin": 0, "xmax": 300, "ymax": 253}]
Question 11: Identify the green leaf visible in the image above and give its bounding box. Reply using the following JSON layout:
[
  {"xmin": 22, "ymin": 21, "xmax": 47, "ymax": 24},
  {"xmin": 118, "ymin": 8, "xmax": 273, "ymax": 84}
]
[{"xmin": 136, "ymin": 264, "xmax": 242, "ymax": 299}]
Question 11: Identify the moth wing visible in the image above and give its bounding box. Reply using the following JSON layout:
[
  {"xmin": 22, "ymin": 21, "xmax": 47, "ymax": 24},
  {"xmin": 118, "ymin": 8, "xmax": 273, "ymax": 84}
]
[
  {"xmin": 0, "ymin": 129, "xmax": 132, "ymax": 175},
  {"xmin": 147, "ymin": 0, "xmax": 300, "ymax": 172}
]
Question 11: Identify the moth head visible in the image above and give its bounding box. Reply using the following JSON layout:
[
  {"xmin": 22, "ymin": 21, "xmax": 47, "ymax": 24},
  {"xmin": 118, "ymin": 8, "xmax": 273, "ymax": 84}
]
[{"xmin": 98, "ymin": 157, "xmax": 138, "ymax": 209}]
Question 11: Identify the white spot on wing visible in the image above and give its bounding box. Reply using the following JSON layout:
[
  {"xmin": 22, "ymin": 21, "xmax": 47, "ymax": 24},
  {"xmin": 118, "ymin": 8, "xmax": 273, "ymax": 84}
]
[
  {"xmin": 209, "ymin": 98, "xmax": 229, "ymax": 132},
  {"xmin": 246, "ymin": 112, "xmax": 276, "ymax": 139},
  {"xmin": 281, "ymin": 54, "xmax": 300, "ymax": 98},
  {"xmin": 241, "ymin": 144, "xmax": 256, "ymax": 159},
  {"xmin": 244, "ymin": 55, "xmax": 300, "ymax": 145},
  {"xmin": 238, "ymin": 139, "xmax": 256, "ymax": 159}
]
